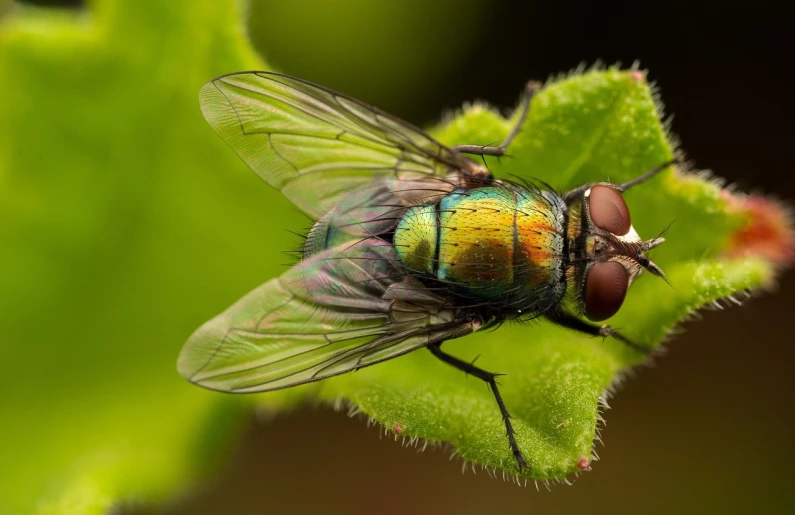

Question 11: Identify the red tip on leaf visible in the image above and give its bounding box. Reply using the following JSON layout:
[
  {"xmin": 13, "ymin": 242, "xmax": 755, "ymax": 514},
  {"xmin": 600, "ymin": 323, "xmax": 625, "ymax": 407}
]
[
  {"xmin": 577, "ymin": 457, "xmax": 592, "ymax": 471},
  {"xmin": 630, "ymin": 70, "xmax": 646, "ymax": 82},
  {"xmin": 722, "ymin": 191, "xmax": 795, "ymax": 267},
  {"xmin": 392, "ymin": 423, "xmax": 404, "ymax": 435}
]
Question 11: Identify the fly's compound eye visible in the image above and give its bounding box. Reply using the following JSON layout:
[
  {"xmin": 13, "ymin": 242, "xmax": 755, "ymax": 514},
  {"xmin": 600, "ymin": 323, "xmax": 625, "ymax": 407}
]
[
  {"xmin": 588, "ymin": 185, "xmax": 631, "ymax": 235},
  {"xmin": 584, "ymin": 261, "xmax": 629, "ymax": 321}
]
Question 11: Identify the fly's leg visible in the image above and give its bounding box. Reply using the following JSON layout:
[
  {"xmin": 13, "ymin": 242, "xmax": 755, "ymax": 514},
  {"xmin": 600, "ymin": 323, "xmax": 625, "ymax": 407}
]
[
  {"xmin": 453, "ymin": 81, "xmax": 542, "ymax": 158},
  {"xmin": 428, "ymin": 341, "xmax": 527, "ymax": 472},
  {"xmin": 618, "ymin": 153, "xmax": 681, "ymax": 191},
  {"xmin": 544, "ymin": 309, "xmax": 651, "ymax": 354},
  {"xmin": 562, "ymin": 154, "xmax": 683, "ymax": 204}
]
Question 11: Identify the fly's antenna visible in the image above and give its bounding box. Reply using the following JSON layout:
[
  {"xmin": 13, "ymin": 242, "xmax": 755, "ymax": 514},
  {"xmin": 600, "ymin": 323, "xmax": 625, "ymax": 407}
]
[
  {"xmin": 654, "ymin": 220, "xmax": 676, "ymax": 241},
  {"xmin": 637, "ymin": 235, "xmax": 675, "ymax": 289},
  {"xmin": 644, "ymin": 259, "xmax": 665, "ymax": 278},
  {"xmin": 648, "ymin": 260, "xmax": 676, "ymax": 290}
]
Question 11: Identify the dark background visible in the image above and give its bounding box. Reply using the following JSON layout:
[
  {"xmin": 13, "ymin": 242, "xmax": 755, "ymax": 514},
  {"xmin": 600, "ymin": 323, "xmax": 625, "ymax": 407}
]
[{"xmin": 17, "ymin": 1, "xmax": 795, "ymax": 514}]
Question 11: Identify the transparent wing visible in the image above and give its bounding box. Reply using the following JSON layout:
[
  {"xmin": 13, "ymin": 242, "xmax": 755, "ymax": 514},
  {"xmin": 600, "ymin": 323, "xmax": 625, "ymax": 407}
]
[
  {"xmin": 200, "ymin": 71, "xmax": 474, "ymax": 218},
  {"xmin": 178, "ymin": 238, "xmax": 475, "ymax": 393}
]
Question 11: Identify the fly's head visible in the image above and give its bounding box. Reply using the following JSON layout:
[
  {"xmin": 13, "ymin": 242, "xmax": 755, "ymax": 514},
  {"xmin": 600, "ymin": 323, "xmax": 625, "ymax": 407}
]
[{"xmin": 566, "ymin": 183, "xmax": 668, "ymax": 321}]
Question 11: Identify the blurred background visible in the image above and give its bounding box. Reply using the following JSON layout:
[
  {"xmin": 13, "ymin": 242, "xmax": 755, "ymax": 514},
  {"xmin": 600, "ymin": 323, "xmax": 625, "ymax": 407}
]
[{"xmin": 4, "ymin": 0, "xmax": 794, "ymax": 514}]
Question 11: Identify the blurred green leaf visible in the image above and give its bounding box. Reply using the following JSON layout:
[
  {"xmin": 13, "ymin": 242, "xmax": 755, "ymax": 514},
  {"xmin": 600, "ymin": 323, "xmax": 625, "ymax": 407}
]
[
  {"xmin": 246, "ymin": 0, "xmax": 490, "ymax": 119},
  {"xmin": 0, "ymin": 0, "xmax": 270, "ymax": 513},
  {"xmin": 0, "ymin": 0, "xmax": 787, "ymax": 513}
]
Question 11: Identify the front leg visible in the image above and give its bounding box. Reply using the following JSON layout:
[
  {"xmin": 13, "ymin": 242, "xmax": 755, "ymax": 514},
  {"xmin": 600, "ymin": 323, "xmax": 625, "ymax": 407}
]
[
  {"xmin": 544, "ymin": 309, "xmax": 651, "ymax": 354},
  {"xmin": 561, "ymin": 155, "xmax": 682, "ymax": 204},
  {"xmin": 452, "ymin": 81, "xmax": 542, "ymax": 158}
]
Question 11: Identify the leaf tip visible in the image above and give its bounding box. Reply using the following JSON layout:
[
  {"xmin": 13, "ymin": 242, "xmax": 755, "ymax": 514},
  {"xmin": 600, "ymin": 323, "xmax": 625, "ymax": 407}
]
[
  {"xmin": 722, "ymin": 190, "xmax": 795, "ymax": 269},
  {"xmin": 577, "ymin": 456, "xmax": 592, "ymax": 471},
  {"xmin": 629, "ymin": 69, "xmax": 647, "ymax": 83}
]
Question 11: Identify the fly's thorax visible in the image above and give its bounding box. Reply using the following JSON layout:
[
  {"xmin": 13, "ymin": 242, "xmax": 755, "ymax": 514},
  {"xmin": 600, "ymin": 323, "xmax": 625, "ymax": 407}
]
[{"xmin": 395, "ymin": 185, "xmax": 566, "ymax": 309}]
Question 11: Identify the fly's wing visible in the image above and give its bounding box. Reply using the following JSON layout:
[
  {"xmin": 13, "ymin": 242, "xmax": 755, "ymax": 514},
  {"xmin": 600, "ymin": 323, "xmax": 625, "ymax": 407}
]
[
  {"xmin": 200, "ymin": 71, "xmax": 474, "ymax": 218},
  {"xmin": 178, "ymin": 238, "xmax": 476, "ymax": 393}
]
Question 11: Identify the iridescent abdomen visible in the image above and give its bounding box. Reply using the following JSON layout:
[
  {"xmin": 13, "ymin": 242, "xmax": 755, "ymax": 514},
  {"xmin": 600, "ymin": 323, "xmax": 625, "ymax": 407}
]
[{"xmin": 395, "ymin": 186, "xmax": 566, "ymax": 309}]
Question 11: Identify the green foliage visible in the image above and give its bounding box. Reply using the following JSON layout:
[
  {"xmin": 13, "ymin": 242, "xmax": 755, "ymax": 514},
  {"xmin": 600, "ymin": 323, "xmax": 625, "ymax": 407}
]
[
  {"xmin": 1, "ymin": 1, "xmax": 269, "ymax": 513},
  {"xmin": 0, "ymin": 0, "xmax": 781, "ymax": 513},
  {"xmin": 310, "ymin": 70, "xmax": 768, "ymax": 478},
  {"xmin": 246, "ymin": 0, "xmax": 490, "ymax": 119}
]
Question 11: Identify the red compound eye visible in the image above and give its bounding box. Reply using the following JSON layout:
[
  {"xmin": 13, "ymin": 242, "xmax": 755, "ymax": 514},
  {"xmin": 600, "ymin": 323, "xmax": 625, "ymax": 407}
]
[
  {"xmin": 589, "ymin": 185, "xmax": 631, "ymax": 235},
  {"xmin": 584, "ymin": 261, "xmax": 629, "ymax": 321}
]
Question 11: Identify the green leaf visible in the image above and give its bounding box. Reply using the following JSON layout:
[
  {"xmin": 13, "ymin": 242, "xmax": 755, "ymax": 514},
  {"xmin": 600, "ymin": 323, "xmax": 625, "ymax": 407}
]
[
  {"xmin": 0, "ymin": 1, "xmax": 791, "ymax": 513},
  {"xmin": 290, "ymin": 69, "xmax": 778, "ymax": 479},
  {"xmin": 0, "ymin": 1, "xmax": 269, "ymax": 513}
]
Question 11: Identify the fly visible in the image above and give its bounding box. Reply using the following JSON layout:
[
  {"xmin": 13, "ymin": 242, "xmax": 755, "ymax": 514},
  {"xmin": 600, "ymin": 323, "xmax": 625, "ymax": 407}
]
[{"xmin": 177, "ymin": 71, "xmax": 676, "ymax": 472}]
